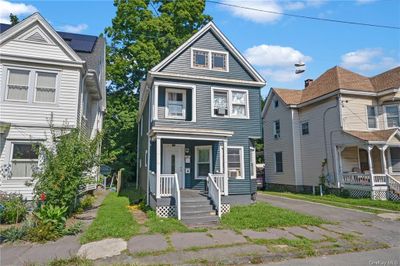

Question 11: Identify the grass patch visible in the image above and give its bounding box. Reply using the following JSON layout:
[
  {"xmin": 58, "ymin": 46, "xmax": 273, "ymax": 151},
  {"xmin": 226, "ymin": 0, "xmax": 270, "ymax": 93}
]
[
  {"xmin": 221, "ymin": 202, "xmax": 326, "ymax": 230},
  {"xmin": 264, "ymin": 192, "xmax": 400, "ymax": 213},
  {"xmin": 119, "ymin": 182, "xmax": 145, "ymax": 204},
  {"xmin": 144, "ymin": 210, "xmax": 190, "ymax": 234},
  {"xmin": 251, "ymin": 238, "xmax": 316, "ymax": 257},
  {"xmin": 47, "ymin": 256, "xmax": 93, "ymax": 266},
  {"xmin": 80, "ymin": 192, "xmax": 139, "ymax": 243}
]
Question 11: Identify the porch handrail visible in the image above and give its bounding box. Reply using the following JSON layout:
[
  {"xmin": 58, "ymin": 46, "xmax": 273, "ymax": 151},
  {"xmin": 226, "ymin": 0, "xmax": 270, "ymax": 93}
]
[
  {"xmin": 207, "ymin": 173, "xmax": 221, "ymax": 218},
  {"xmin": 172, "ymin": 173, "xmax": 181, "ymax": 220},
  {"xmin": 159, "ymin": 174, "xmax": 175, "ymax": 197},
  {"xmin": 209, "ymin": 173, "xmax": 225, "ymax": 195},
  {"xmin": 387, "ymin": 174, "xmax": 400, "ymax": 194},
  {"xmin": 342, "ymin": 173, "xmax": 371, "ymax": 186},
  {"xmin": 372, "ymin": 174, "xmax": 387, "ymax": 186}
]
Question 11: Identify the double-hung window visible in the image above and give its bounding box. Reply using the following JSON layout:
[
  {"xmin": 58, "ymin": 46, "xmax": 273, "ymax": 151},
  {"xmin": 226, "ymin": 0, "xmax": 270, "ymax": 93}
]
[
  {"xmin": 228, "ymin": 147, "xmax": 244, "ymax": 179},
  {"xmin": 274, "ymin": 152, "xmax": 283, "ymax": 173},
  {"xmin": 195, "ymin": 146, "xmax": 212, "ymax": 179},
  {"xmin": 301, "ymin": 122, "xmax": 309, "ymax": 135},
  {"xmin": 165, "ymin": 89, "xmax": 186, "ymax": 119},
  {"xmin": 6, "ymin": 69, "xmax": 30, "ymax": 101},
  {"xmin": 11, "ymin": 143, "xmax": 39, "ymax": 178},
  {"xmin": 385, "ymin": 105, "xmax": 399, "ymax": 128},
  {"xmin": 250, "ymin": 147, "xmax": 256, "ymax": 179},
  {"xmin": 35, "ymin": 72, "xmax": 57, "ymax": 103},
  {"xmin": 273, "ymin": 120, "xmax": 280, "ymax": 138},
  {"xmin": 212, "ymin": 88, "xmax": 248, "ymax": 118},
  {"xmin": 192, "ymin": 48, "xmax": 228, "ymax": 71},
  {"xmin": 367, "ymin": 106, "xmax": 377, "ymax": 129}
]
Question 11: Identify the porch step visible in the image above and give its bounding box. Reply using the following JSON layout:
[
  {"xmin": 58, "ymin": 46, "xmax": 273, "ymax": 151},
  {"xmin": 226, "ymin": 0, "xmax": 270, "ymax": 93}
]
[
  {"xmin": 182, "ymin": 215, "xmax": 219, "ymax": 226},
  {"xmin": 181, "ymin": 205, "xmax": 215, "ymax": 213}
]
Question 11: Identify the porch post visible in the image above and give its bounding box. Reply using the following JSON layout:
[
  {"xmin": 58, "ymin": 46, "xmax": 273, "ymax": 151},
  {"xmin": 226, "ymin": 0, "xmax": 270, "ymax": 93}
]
[
  {"xmin": 367, "ymin": 145, "xmax": 374, "ymax": 187},
  {"xmin": 379, "ymin": 145, "xmax": 388, "ymax": 175},
  {"xmin": 223, "ymin": 139, "xmax": 228, "ymax": 196},
  {"xmin": 156, "ymin": 136, "xmax": 161, "ymax": 198}
]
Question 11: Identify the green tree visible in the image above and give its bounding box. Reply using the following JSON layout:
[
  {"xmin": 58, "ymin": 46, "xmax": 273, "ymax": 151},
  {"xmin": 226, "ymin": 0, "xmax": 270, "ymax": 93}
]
[
  {"xmin": 102, "ymin": 0, "xmax": 211, "ymax": 178},
  {"xmin": 9, "ymin": 13, "xmax": 19, "ymax": 25}
]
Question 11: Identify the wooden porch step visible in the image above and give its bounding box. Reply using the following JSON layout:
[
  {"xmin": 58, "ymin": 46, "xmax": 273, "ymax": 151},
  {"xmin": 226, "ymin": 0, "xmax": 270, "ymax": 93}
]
[
  {"xmin": 182, "ymin": 215, "xmax": 219, "ymax": 226},
  {"xmin": 181, "ymin": 205, "xmax": 215, "ymax": 213}
]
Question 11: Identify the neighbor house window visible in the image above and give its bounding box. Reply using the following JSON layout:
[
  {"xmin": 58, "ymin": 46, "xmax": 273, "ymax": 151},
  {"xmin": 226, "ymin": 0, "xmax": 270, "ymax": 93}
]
[
  {"xmin": 228, "ymin": 147, "xmax": 244, "ymax": 179},
  {"xmin": 274, "ymin": 100, "xmax": 279, "ymax": 108},
  {"xmin": 390, "ymin": 147, "xmax": 400, "ymax": 172},
  {"xmin": 386, "ymin": 105, "xmax": 399, "ymax": 128},
  {"xmin": 165, "ymin": 89, "xmax": 186, "ymax": 119},
  {"xmin": 195, "ymin": 146, "xmax": 212, "ymax": 179},
  {"xmin": 301, "ymin": 122, "xmax": 309, "ymax": 135},
  {"xmin": 35, "ymin": 72, "xmax": 57, "ymax": 103},
  {"xmin": 211, "ymin": 52, "xmax": 227, "ymax": 71},
  {"xmin": 6, "ymin": 69, "xmax": 30, "ymax": 101},
  {"xmin": 273, "ymin": 120, "xmax": 280, "ymax": 138},
  {"xmin": 192, "ymin": 49, "xmax": 209, "ymax": 68},
  {"xmin": 11, "ymin": 143, "xmax": 39, "ymax": 178},
  {"xmin": 274, "ymin": 152, "xmax": 283, "ymax": 173},
  {"xmin": 250, "ymin": 147, "xmax": 256, "ymax": 179},
  {"xmin": 367, "ymin": 106, "xmax": 377, "ymax": 129},
  {"xmin": 212, "ymin": 88, "xmax": 248, "ymax": 118}
]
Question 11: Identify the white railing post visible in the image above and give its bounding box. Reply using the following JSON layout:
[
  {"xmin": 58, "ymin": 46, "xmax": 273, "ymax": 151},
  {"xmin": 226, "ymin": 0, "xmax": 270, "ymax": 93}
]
[{"xmin": 223, "ymin": 140, "xmax": 228, "ymax": 196}]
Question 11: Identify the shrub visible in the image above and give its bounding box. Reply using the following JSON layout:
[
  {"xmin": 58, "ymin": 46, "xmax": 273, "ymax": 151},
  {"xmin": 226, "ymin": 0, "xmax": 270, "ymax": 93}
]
[
  {"xmin": 0, "ymin": 194, "xmax": 28, "ymax": 224},
  {"xmin": 27, "ymin": 222, "xmax": 62, "ymax": 242},
  {"xmin": 34, "ymin": 204, "xmax": 68, "ymax": 231},
  {"xmin": 79, "ymin": 195, "xmax": 95, "ymax": 210}
]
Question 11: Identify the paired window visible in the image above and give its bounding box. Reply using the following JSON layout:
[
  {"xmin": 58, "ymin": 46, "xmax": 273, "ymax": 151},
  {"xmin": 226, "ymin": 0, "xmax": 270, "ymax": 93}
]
[
  {"xmin": 367, "ymin": 106, "xmax": 377, "ymax": 129},
  {"xmin": 11, "ymin": 143, "xmax": 39, "ymax": 178},
  {"xmin": 195, "ymin": 146, "xmax": 212, "ymax": 179},
  {"xmin": 274, "ymin": 152, "xmax": 283, "ymax": 173},
  {"xmin": 165, "ymin": 89, "xmax": 186, "ymax": 119},
  {"xmin": 385, "ymin": 105, "xmax": 400, "ymax": 128},
  {"xmin": 250, "ymin": 147, "xmax": 256, "ymax": 179},
  {"xmin": 6, "ymin": 68, "xmax": 58, "ymax": 103},
  {"xmin": 212, "ymin": 88, "xmax": 249, "ymax": 118},
  {"xmin": 228, "ymin": 147, "xmax": 244, "ymax": 179},
  {"xmin": 273, "ymin": 120, "xmax": 280, "ymax": 138},
  {"xmin": 192, "ymin": 48, "xmax": 228, "ymax": 71},
  {"xmin": 301, "ymin": 122, "xmax": 309, "ymax": 135}
]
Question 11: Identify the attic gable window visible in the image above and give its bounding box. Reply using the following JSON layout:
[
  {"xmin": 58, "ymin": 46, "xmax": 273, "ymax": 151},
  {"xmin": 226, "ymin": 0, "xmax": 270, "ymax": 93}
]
[
  {"xmin": 212, "ymin": 52, "xmax": 227, "ymax": 71},
  {"xmin": 192, "ymin": 49, "xmax": 209, "ymax": 68},
  {"xmin": 191, "ymin": 48, "xmax": 229, "ymax": 72}
]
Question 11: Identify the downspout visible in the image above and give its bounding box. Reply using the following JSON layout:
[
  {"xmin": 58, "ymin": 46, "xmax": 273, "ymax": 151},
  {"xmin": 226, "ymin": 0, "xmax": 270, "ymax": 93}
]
[{"xmin": 323, "ymin": 96, "xmax": 339, "ymax": 182}]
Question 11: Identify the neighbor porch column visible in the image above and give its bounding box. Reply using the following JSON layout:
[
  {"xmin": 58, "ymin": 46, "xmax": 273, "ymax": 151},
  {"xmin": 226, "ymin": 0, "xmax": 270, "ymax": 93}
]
[
  {"xmin": 367, "ymin": 145, "xmax": 374, "ymax": 187},
  {"xmin": 379, "ymin": 145, "xmax": 388, "ymax": 175},
  {"xmin": 156, "ymin": 136, "xmax": 161, "ymax": 198},
  {"xmin": 334, "ymin": 145, "xmax": 343, "ymax": 187},
  {"xmin": 223, "ymin": 139, "xmax": 228, "ymax": 196}
]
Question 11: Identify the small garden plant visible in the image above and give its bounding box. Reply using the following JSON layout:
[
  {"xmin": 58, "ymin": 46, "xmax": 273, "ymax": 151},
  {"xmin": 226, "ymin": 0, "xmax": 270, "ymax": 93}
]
[{"xmin": 0, "ymin": 193, "xmax": 27, "ymax": 224}]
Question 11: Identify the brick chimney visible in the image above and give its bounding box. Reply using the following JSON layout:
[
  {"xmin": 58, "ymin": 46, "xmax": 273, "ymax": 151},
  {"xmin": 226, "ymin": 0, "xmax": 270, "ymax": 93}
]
[{"xmin": 305, "ymin": 79, "xmax": 313, "ymax": 88}]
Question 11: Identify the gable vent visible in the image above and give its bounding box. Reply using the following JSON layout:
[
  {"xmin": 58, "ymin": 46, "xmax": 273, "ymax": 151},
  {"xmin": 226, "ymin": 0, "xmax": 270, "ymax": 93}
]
[{"xmin": 25, "ymin": 32, "xmax": 47, "ymax": 43}]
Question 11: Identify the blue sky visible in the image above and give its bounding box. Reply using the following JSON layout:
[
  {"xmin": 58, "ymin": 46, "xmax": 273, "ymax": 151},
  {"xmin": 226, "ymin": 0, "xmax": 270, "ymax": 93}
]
[{"xmin": 1, "ymin": 0, "xmax": 399, "ymax": 97}]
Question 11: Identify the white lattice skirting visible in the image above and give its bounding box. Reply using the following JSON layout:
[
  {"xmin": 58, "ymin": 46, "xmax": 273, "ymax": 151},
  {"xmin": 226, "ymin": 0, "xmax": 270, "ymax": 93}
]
[
  {"xmin": 156, "ymin": 206, "xmax": 176, "ymax": 218},
  {"xmin": 388, "ymin": 191, "xmax": 400, "ymax": 201},
  {"xmin": 348, "ymin": 189, "xmax": 371, "ymax": 198},
  {"xmin": 371, "ymin": 190, "xmax": 388, "ymax": 200},
  {"xmin": 220, "ymin": 204, "xmax": 230, "ymax": 215}
]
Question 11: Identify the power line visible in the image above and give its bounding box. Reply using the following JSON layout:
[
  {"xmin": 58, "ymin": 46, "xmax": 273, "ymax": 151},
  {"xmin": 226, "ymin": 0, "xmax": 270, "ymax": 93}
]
[{"xmin": 207, "ymin": 0, "xmax": 400, "ymax": 30}]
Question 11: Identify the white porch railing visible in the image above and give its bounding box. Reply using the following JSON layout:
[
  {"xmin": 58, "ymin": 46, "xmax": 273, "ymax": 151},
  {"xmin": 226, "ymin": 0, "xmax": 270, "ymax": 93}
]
[
  {"xmin": 172, "ymin": 173, "xmax": 181, "ymax": 220},
  {"xmin": 342, "ymin": 173, "xmax": 371, "ymax": 186},
  {"xmin": 159, "ymin": 174, "xmax": 175, "ymax": 197},
  {"xmin": 209, "ymin": 173, "xmax": 227, "ymax": 195},
  {"xmin": 387, "ymin": 174, "xmax": 400, "ymax": 194},
  {"xmin": 372, "ymin": 174, "xmax": 387, "ymax": 186},
  {"xmin": 207, "ymin": 173, "xmax": 221, "ymax": 218}
]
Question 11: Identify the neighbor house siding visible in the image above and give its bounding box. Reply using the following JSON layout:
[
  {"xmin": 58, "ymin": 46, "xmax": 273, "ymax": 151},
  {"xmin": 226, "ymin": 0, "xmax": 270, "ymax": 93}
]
[
  {"xmin": 160, "ymin": 31, "xmax": 255, "ymax": 82},
  {"xmin": 341, "ymin": 95, "xmax": 379, "ymax": 131}
]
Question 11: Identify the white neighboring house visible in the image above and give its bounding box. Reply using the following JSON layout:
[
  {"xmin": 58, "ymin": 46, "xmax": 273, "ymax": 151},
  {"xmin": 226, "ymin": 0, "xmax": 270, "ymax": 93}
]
[{"xmin": 0, "ymin": 13, "xmax": 106, "ymax": 200}]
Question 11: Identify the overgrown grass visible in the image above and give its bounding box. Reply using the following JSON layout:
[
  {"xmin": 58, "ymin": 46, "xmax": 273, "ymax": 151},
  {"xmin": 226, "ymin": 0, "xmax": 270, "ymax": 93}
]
[
  {"xmin": 80, "ymin": 192, "xmax": 139, "ymax": 244},
  {"xmin": 221, "ymin": 202, "xmax": 326, "ymax": 230},
  {"xmin": 118, "ymin": 182, "xmax": 145, "ymax": 205},
  {"xmin": 47, "ymin": 256, "xmax": 93, "ymax": 266},
  {"xmin": 263, "ymin": 192, "xmax": 400, "ymax": 213}
]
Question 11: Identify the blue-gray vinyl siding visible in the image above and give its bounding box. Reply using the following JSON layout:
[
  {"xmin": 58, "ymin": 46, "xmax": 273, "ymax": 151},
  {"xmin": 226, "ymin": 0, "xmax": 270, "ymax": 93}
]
[
  {"xmin": 160, "ymin": 31, "xmax": 256, "ymax": 82},
  {"xmin": 138, "ymin": 94, "xmax": 151, "ymax": 192}
]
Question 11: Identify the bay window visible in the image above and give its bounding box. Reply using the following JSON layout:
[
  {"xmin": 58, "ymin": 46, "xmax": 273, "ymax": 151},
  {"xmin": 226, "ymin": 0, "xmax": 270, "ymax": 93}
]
[
  {"xmin": 228, "ymin": 146, "xmax": 244, "ymax": 179},
  {"xmin": 195, "ymin": 146, "xmax": 212, "ymax": 179},
  {"xmin": 6, "ymin": 69, "xmax": 30, "ymax": 101},
  {"xmin": 212, "ymin": 88, "xmax": 249, "ymax": 118},
  {"xmin": 165, "ymin": 89, "xmax": 186, "ymax": 119},
  {"xmin": 11, "ymin": 143, "xmax": 39, "ymax": 178},
  {"xmin": 385, "ymin": 105, "xmax": 399, "ymax": 128}
]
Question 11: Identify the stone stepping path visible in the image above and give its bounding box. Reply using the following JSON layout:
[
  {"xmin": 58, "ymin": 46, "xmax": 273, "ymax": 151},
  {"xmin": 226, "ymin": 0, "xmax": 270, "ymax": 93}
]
[
  {"xmin": 78, "ymin": 238, "xmax": 127, "ymax": 260},
  {"xmin": 128, "ymin": 234, "xmax": 169, "ymax": 253},
  {"xmin": 242, "ymin": 228, "xmax": 297, "ymax": 240}
]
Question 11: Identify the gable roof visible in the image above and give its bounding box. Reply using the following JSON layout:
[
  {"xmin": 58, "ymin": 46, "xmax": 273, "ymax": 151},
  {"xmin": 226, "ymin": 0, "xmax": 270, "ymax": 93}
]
[
  {"xmin": 271, "ymin": 66, "xmax": 400, "ymax": 106},
  {"xmin": 150, "ymin": 21, "xmax": 265, "ymax": 86}
]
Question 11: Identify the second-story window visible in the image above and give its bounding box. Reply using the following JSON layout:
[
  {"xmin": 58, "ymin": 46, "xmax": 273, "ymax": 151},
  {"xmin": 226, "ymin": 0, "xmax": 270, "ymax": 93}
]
[
  {"xmin": 386, "ymin": 105, "xmax": 399, "ymax": 128},
  {"xmin": 301, "ymin": 122, "xmax": 309, "ymax": 135},
  {"xmin": 367, "ymin": 106, "xmax": 377, "ymax": 129},
  {"xmin": 213, "ymin": 91, "xmax": 228, "ymax": 116},
  {"xmin": 6, "ymin": 69, "xmax": 30, "ymax": 101},
  {"xmin": 165, "ymin": 89, "xmax": 186, "ymax": 119},
  {"xmin": 35, "ymin": 72, "xmax": 57, "ymax": 103},
  {"xmin": 212, "ymin": 88, "xmax": 248, "ymax": 118},
  {"xmin": 273, "ymin": 120, "xmax": 280, "ymax": 139}
]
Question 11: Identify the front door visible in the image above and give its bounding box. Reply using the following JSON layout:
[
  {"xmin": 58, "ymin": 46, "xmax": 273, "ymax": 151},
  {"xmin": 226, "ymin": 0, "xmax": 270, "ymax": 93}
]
[{"xmin": 162, "ymin": 144, "xmax": 185, "ymax": 189}]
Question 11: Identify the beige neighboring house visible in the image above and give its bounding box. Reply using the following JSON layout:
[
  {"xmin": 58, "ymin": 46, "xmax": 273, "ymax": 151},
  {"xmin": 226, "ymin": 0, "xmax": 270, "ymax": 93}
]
[{"xmin": 262, "ymin": 66, "xmax": 400, "ymax": 200}]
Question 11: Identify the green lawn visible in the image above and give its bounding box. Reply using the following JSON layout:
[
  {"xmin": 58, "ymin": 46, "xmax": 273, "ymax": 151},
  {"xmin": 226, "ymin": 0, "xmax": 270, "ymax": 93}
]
[
  {"xmin": 144, "ymin": 210, "xmax": 194, "ymax": 234},
  {"xmin": 263, "ymin": 191, "xmax": 400, "ymax": 213},
  {"xmin": 80, "ymin": 192, "xmax": 139, "ymax": 244},
  {"xmin": 221, "ymin": 202, "xmax": 326, "ymax": 230}
]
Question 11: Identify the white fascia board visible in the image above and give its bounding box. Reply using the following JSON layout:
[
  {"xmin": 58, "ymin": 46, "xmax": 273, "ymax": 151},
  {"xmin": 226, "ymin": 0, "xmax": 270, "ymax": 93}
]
[{"xmin": 0, "ymin": 54, "xmax": 84, "ymax": 69}]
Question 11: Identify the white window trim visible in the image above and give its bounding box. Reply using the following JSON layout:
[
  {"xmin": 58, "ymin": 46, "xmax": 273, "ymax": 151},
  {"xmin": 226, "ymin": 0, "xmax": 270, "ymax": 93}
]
[
  {"xmin": 250, "ymin": 147, "xmax": 256, "ymax": 179},
  {"xmin": 366, "ymin": 105, "xmax": 378, "ymax": 130},
  {"xmin": 195, "ymin": 145, "xmax": 212, "ymax": 180},
  {"xmin": 5, "ymin": 68, "xmax": 30, "ymax": 103},
  {"xmin": 191, "ymin": 48, "xmax": 229, "ymax": 72},
  {"xmin": 273, "ymin": 120, "xmax": 280, "ymax": 138},
  {"xmin": 165, "ymin": 88, "xmax": 187, "ymax": 120},
  {"xmin": 384, "ymin": 104, "xmax": 400, "ymax": 129},
  {"xmin": 33, "ymin": 71, "xmax": 59, "ymax": 104},
  {"xmin": 228, "ymin": 146, "xmax": 245, "ymax": 179},
  {"xmin": 274, "ymin": 151, "xmax": 283, "ymax": 173},
  {"xmin": 10, "ymin": 141, "xmax": 40, "ymax": 179},
  {"xmin": 301, "ymin": 121, "xmax": 309, "ymax": 135},
  {"xmin": 211, "ymin": 87, "xmax": 249, "ymax": 119}
]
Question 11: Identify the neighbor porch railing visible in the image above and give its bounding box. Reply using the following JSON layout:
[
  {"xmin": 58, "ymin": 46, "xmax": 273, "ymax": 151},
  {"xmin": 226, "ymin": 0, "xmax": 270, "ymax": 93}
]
[
  {"xmin": 387, "ymin": 174, "xmax": 400, "ymax": 194},
  {"xmin": 207, "ymin": 173, "xmax": 221, "ymax": 218},
  {"xmin": 371, "ymin": 174, "xmax": 387, "ymax": 186},
  {"xmin": 342, "ymin": 173, "xmax": 371, "ymax": 186}
]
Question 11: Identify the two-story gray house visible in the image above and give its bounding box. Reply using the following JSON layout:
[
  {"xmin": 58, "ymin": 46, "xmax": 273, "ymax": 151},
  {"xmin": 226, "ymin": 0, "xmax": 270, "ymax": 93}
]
[{"xmin": 136, "ymin": 22, "xmax": 265, "ymax": 225}]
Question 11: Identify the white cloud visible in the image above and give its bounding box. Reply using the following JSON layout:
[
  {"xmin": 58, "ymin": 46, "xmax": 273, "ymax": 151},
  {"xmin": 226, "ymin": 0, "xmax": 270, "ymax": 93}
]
[
  {"xmin": 284, "ymin": 1, "xmax": 305, "ymax": 11},
  {"xmin": 244, "ymin": 44, "xmax": 312, "ymax": 82},
  {"xmin": 57, "ymin": 23, "xmax": 88, "ymax": 34},
  {"xmin": 220, "ymin": 0, "xmax": 282, "ymax": 23},
  {"xmin": 341, "ymin": 48, "xmax": 399, "ymax": 73},
  {"xmin": 356, "ymin": 0, "xmax": 377, "ymax": 4},
  {"xmin": 0, "ymin": 0, "xmax": 37, "ymax": 24}
]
